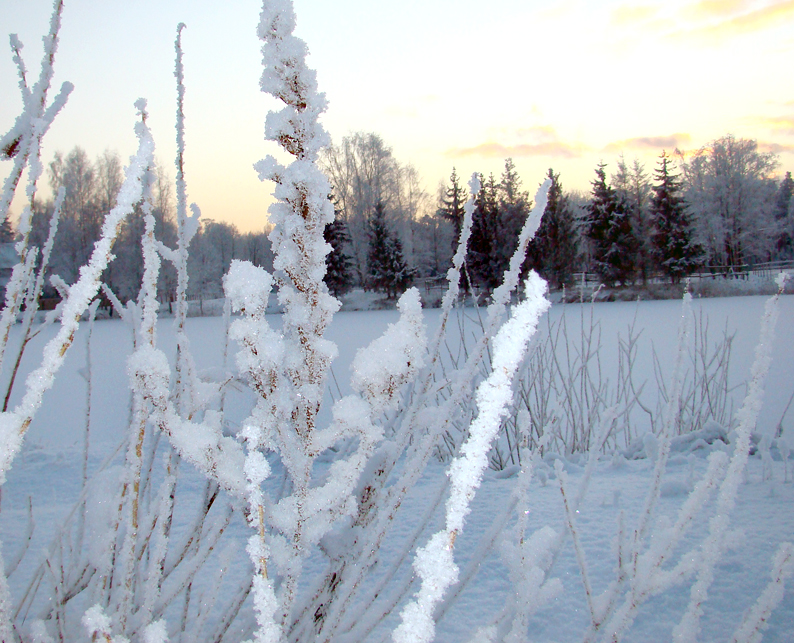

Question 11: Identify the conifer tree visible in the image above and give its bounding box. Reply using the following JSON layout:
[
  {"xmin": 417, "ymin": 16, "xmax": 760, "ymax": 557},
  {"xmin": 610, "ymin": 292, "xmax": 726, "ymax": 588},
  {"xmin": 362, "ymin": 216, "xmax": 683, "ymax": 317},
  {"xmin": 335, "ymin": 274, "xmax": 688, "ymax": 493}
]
[
  {"xmin": 467, "ymin": 173, "xmax": 502, "ymax": 291},
  {"xmin": 613, "ymin": 156, "xmax": 654, "ymax": 283},
  {"xmin": 498, "ymin": 158, "xmax": 531, "ymax": 277},
  {"xmin": 651, "ymin": 152, "xmax": 702, "ymax": 283},
  {"xmin": 587, "ymin": 162, "xmax": 637, "ymax": 286},
  {"xmin": 533, "ymin": 168, "xmax": 578, "ymax": 289},
  {"xmin": 437, "ymin": 167, "xmax": 468, "ymax": 242},
  {"xmin": 366, "ymin": 201, "xmax": 414, "ymax": 298},
  {"xmin": 324, "ymin": 215, "xmax": 353, "ymax": 296},
  {"xmin": 0, "ymin": 214, "xmax": 14, "ymax": 243}
]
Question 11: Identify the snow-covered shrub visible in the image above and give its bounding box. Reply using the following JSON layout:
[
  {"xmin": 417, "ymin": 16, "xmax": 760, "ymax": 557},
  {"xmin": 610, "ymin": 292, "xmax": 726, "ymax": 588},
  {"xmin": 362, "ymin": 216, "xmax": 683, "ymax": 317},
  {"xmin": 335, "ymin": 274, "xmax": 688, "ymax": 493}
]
[
  {"xmin": 1, "ymin": 2, "xmax": 792, "ymax": 642},
  {"xmin": 487, "ymin": 286, "xmax": 739, "ymax": 466}
]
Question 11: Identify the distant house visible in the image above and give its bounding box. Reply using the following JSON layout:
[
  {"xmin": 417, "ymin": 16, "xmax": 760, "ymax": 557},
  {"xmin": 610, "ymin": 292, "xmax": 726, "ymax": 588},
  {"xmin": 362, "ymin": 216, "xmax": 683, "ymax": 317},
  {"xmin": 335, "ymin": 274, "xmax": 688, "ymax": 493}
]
[{"xmin": 0, "ymin": 242, "xmax": 19, "ymax": 300}]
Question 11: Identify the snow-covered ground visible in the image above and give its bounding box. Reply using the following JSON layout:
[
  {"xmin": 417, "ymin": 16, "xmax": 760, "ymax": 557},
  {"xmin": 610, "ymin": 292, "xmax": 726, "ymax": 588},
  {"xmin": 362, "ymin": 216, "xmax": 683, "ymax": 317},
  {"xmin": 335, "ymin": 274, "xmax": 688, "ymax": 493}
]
[{"xmin": 1, "ymin": 294, "xmax": 792, "ymax": 641}]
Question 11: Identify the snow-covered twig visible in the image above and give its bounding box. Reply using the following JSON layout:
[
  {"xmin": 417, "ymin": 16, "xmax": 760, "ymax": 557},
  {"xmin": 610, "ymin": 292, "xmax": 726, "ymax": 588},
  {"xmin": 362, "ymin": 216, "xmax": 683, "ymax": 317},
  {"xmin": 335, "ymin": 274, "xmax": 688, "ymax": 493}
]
[
  {"xmin": 672, "ymin": 274, "xmax": 788, "ymax": 643},
  {"xmin": 116, "ymin": 166, "xmax": 159, "ymax": 633},
  {"xmin": 314, "ymin": 179, "xmax": 551, "ymax": 643},
  {"xmin": 393, "ymin": 272, "xmax": 550, "ymax": 643},
  {"xmin": 598, "ymin": 449, "xmax": 726, "ymax": 642},
  {"xmin": 635, "ymin": 290, "xmax": 692, "ymax": 551},
  {"xmin": 163, "ymin": 23, "xmax": 202, "ymax": 420},
  {"xmin": 1, "ymin": 186, "xmax": 65, "ymax": 413},
  {"xmin": 0, "ymin": 99, "xmax": 154, "ymax": 484},
  {"xmin": 729, "ymin": 542, "xmax": 794, "ymax": 643},
  {"xmin": 0, "ymin": 0, "xmax": 72, "ymax": 376}
]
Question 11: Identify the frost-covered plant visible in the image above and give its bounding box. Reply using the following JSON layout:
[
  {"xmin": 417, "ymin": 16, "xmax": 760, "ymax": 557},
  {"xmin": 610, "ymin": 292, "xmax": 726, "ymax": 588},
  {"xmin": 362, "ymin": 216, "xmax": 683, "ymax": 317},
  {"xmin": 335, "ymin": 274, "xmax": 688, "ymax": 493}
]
[
  {"xmin": 490, "ymin": 282, "xmax": 739, "ymax": 467},
  {"xmin": 672, "ymin": 273, "xmax": 788, "ymax": 643},
  {"xmin": 393, "ymin": 273, "xmax": 551, "ymax": 643},
  {"xmin": 2, "ymin": 2, "xmax": 792, "ymax": 642},
  {"xmin": 0, "ymin": 98, "xmax": 155, "ymax": 638},
  {"xmin": 0, "ymin": 0, "xmax": 72, "ymax": 377}
]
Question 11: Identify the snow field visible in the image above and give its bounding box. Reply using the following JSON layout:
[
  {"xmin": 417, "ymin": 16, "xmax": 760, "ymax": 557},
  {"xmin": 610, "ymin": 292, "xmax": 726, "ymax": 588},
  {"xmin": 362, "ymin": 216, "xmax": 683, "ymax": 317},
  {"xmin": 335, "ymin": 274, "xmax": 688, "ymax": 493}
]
[{"xmin": 0, "ymin": 294, "xmax": 792, "ymax": 641}]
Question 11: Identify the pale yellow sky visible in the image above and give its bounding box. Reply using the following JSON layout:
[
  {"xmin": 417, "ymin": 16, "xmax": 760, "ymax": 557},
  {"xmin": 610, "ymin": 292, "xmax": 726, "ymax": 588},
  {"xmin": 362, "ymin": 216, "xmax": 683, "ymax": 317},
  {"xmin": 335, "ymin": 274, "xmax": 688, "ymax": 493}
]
[{"xmin": 2, "ymin": 0, "xmax": 793, "ymax": 232}]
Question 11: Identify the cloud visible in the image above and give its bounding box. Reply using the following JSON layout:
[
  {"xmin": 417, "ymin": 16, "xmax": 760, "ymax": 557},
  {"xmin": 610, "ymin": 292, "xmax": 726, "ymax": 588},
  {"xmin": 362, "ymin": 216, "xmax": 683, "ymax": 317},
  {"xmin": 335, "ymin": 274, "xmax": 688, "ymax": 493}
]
[
  {"xmin": 447, "ymin": 127, "xmax": 587, "ymax": 159},
  {"xmin": 684, "ymin": 0, "xmax": 754, "ymax": 20},
  {"xmin": 612, "ymin": 0, "xmax": 794, "ymax": 41},
  {"xmin": 677, "ymin": 0, "xmax": 794, "ymax": 39},
  {"xmin": 602, "ymin": 133, "xmax": 693, "ymax": 153},
  {"xmin": 611, "ymin": 4, "xmax": 660, "ymax": 26},
  {"xmin": 759, "ymin": 141, "xmax": 794, "ymax": 154},
  {"xmin": 755, "ymin": 115, "xmax": 794, "ymax": 135},
  {"xmin": 446, "ymin": 141, "xmax": 584, "ymax": 159}
]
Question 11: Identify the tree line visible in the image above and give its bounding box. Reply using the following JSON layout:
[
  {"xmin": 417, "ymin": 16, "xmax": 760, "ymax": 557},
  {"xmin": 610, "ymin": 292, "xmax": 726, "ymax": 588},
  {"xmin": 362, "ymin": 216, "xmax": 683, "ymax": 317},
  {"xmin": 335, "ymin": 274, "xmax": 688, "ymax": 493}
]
[
  {"xmin": 17, "ymin": 147, "xmax": 274, "ymax": 308},
  {"xmin": 9, "ymin": 133, "xmax": 793, "ymax": 306},
  {"xmin": 324, "ymin": 133, "xmax": 792, "ymax": 299}
]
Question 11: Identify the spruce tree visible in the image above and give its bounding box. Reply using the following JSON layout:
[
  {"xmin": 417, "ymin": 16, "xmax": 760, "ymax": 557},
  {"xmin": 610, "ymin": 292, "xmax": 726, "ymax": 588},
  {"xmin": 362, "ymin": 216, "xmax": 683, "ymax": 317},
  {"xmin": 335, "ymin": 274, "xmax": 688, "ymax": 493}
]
[
  {"xmin": 533, "ymin": 168, "xmax": 578, "ymax": 289},
  {"xmin": 367, "ymin": 201, "xmax": 414, "ymax": 299},
  {"xmin": 0, "ymin": 214, "xmax": 14, "ymax": 243},
  {"xmin": 498, "ymin": 158, "xmax": 531, "ymax": 277},
  {"xmin": 651, "ymin": 152, "xmax": 702, "ymax": 283},
  {"xmin": 437, "ymin": 167, "xmax": 468, "ymax": 243},
  {"xmin": 324, "ymin": 216, "xmax": 353, "ymax": 296},
  {"xmin": 587, "ymin": 163, "xmax": 637, "ymax": 286},
  {"xmin": 467, "ymin": 173, "xmax": 502, "ymax": 291}
]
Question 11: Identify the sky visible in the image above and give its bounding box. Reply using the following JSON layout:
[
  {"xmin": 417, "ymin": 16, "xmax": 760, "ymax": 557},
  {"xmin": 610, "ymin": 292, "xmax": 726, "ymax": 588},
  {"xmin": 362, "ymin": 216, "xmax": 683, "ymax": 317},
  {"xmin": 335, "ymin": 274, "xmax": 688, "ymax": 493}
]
[{"xmin": 1, "ymin": 0, "xmax": 793, "ymax": 233}]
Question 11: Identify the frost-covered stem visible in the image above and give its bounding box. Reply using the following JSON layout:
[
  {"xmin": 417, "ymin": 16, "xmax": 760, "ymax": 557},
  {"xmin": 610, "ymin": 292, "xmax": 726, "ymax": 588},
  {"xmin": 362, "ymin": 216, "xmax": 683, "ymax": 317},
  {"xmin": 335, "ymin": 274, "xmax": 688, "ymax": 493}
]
[
  {"xmin": 0, "ymin": 0, "xmax": 72, "ymax": 375},
  {"xmin": 173, "ymin": 22, "xmax": 189, "ymax": 330},
  {"xmin": 2, "ymin": 186, "xmax": 65, "ymax": 413},
  {"xmin": 0, "ymin": 544, "xmax": 12, "ymax": 643},
  {"xmin": 316, "ymin": 179, "xmax": 478, "ymax": 640},
  {"xmin": 254, "ymin": 0, "xmax": 339, "ymax": 626},
  {"xmin": 597, "ymin": 449, "xmax": 726, "ymax": 643},
  {"xmin": 318, "ymin": 181, "xmax": 550, "ymax": 643},
  {"xmin": 0, "ymin": 250, "xmax": 37, "ymax": 402},
  {"xmin": 673, "ymin": 275, "xmax": 787, "ymax": 643},
  {"xmin": 221, "ymin": 294, "xmax": 232, "ymax": 413},
  {"xmin": 436, "ymin": 491, "xmax": 520, "ymax": 625},
  {"xmin": 392, "ymin": 273, "xmax": 550, "ymax": 643},
  {"xmin": 130, "ymin": 354, "xmax": 247, "ymax": 497},
  {"xmin": 0, "ymin": 101, "xmax": 154, "ymax": 484},
  {"xmin": 498, "ymin": 457, "xmax": 559, "ymax": 643},
  {"xmin": 333, "ymin": 477, "xmax": 451, "ymax": 641},
  {"xmin": 171, "ymin": 22, "xmax": 200, "ymax": 418},
  {"xmin": 557, "ymin": 460, "xmax": 597, "ymax": 627},
  {"xmin": 0, "ymin": 0, "xmax": 64, "ymax": 222},
  {"xmin": 117, "ymin": 168, "xmax": 158, "ymax": 633},
  {"xmin": 425, "ymin": 175, "xmax": 478, "ymax": 361},
  {"xmin": 83, "ymin": 294, "xmax": 100, "ymax": 484},
  {"xmin": 138, "ymin": 463, "xmax": 176, "ymax": 631},
  {"xmin": 729, "ymin": 542, "xmax": 794, "ymax": 643},
  {"xmin": 243, "ymin": 448, "xmax": 280, "ymax": 643},
  {"xmin": 634, "ymin": 291, "xmax": 692, "ymax": 551},
  {"xmin": 488, "ymin": 179, "xmax": 551, "ymax": 319},
  {"xmin": 379, "ymin": 175, "xmax": 477, "ymax": 463},
  {"xmin": 576, "ymin": 408, "xmax": 617, "ymax": 506},
  {"xmin": 138, "ymin": 198, "xmax": 161, "ymax": 346},
  {"xmin": 151, "ymin": 504, "xmax": 231, "ymax": 621},
  {"xmin": 379, "ymin": 175, "xmax": 478, "ymax": 466},
  {"xmin": 9, "ymin": 35, "xmax": 29, "ymax": 98},
  {"xmin": 72, "ymin": 298, "xmax": 100, "ymax": 565}
]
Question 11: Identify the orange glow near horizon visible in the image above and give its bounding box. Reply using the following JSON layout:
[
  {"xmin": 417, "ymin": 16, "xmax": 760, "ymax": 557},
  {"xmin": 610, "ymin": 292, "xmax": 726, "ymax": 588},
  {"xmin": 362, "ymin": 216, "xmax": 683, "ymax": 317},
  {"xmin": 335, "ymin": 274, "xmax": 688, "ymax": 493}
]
[{"xmin": 1, "ymin": 0, "xmax": 793, "ymax": 232}]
